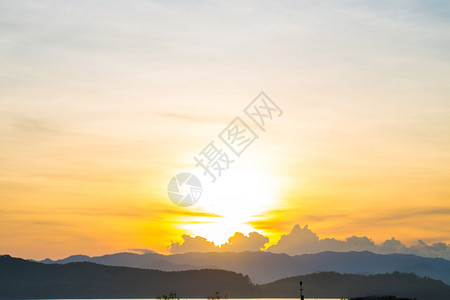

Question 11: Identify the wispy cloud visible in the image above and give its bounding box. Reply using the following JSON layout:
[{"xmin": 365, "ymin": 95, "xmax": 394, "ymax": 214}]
[
  {"xmin": 128, "ymin": 248, "xmax": 155, "ymax": 254},
  {"xmin": 0, "ymin": 111, "xmax": 64, "ymax": 134},
  {"xmin": 376, "ymin": 208, "xmax": 450, "ymax": 222},
  {"xmin": 11, "ymin": 117, "xmax": 63, "ymax": 135},
  {"xmin": 154, "ymin": 112, "xmax": 224, "ymax": 123}
]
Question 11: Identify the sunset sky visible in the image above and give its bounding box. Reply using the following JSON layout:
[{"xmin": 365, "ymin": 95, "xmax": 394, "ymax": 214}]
[{"xmin": 1, "ymin": 1, "xmax": 450, "ymax": 260}]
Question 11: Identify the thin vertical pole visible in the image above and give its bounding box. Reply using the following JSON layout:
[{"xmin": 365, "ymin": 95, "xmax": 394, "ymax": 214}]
[{"xmin": 300, "ymin": 281, "xmax": 304, "ymax": 300}]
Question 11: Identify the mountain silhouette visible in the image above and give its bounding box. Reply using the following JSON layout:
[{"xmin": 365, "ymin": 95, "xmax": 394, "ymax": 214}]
[
  {"xmin": 260, "ymin": 271, "xmax": 450, "ymax": 299},
  {"xmin": 0, "ymin": 255, "xmax": 255, "ymax": 299},
  {"xmin": 40, "ymin": 250, "xmax": 450, "ymax": 284},
  {"xmin": 2, "ymin": 255, "xmax": 450, "ymax": 299}
]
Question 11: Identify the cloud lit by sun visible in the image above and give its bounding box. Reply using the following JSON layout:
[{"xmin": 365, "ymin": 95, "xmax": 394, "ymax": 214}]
[{"xmin": 181, "ymin": 163, "xmax": 284, "ymax": 245}]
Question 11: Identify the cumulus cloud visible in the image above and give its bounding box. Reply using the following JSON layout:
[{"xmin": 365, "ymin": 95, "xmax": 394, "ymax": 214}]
[
  {"xmin": 169, "ymin": 235, "xmax": 217, "ymax": 253},
  {"xmin": 265, "ymin": 225, "xmax": 376, "ymax": 255},
  {"xmin": 168, "ymin": 232, "xmax": 269, "ymax": 254},
  {"xmin": 408, "ymin": 240, "xmax": 450, "ymax": 258},
  {"xmin": 267, "ymin": 225, "xmax": 450, "ymax": 260},
  {"xmin": 169, "ymin": 225, "xmax": 450, "ymax": 260},
  {"xmin": 265, "ymin": 224, "xmax": 321, "ymax": 254},
  {"xmin": 378, "ymin": 238, "xmax": 407, "ymax": 253},
  {"xmin": 221, "ymin": 232, "xmax": 269, "ymax": 252}
]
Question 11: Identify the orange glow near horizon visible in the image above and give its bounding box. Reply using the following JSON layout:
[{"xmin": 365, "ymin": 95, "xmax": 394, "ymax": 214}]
[{"xmin": 1, "ymin": 1, "xmax": 450, "ymax": 261}]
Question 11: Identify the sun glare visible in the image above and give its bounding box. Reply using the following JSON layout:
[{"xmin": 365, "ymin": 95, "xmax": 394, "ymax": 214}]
[{"xmin": 183, "ymin": 165, "xmax": 281, "ymax": 245}]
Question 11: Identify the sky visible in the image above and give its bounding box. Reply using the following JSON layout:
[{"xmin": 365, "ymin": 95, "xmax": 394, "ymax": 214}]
[{"xmin": 1, "ymin": 0, "xmax": 450, "ymax": 260}]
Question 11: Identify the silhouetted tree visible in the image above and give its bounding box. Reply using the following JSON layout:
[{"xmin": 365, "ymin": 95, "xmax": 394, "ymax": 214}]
[
  {"xmin": 207, "ymin": 291, "xmax": 228, "ymax": 300},
  {"xmin": 157, "ymin": 292, "xmax": 179, "ymax": 300}
]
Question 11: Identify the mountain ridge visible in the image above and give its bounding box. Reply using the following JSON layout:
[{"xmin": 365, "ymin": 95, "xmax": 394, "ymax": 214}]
[
  {"xmin": 2, "ymin": 255, "xmax": 450, "ymax": 300},
  {"xmin": 38, "ymin": 250, "xmax": 450, "ymax": 285}
]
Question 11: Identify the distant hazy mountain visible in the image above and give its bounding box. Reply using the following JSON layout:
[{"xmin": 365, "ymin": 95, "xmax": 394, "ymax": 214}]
[
  {"xmin": 40, "ymin": 250, "xmax": 450, "ymax": 285},
  {"xmin": 3, "ymin": 255, "xmax": 450, "ymax": 300}
]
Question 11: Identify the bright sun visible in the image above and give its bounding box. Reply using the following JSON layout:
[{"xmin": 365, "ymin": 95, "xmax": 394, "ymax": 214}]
[{"xmin": 182, "ymin": 163, "xmax": 281, "ymax": 245}]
